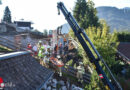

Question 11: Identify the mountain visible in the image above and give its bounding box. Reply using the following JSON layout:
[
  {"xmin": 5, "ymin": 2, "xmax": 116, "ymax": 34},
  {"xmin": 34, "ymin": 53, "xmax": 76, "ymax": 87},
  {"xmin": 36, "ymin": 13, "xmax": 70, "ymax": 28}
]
[
  {"xmin": 97, "ymin": 6, "xmax": 130, "ymax": 32},
  {"xmin": 124, "ymin": 7, "xmax": 130, "ymax": 10},
  {"xmin": 61, "ymin": 7, "xmax": 130, "ymax": 33}
]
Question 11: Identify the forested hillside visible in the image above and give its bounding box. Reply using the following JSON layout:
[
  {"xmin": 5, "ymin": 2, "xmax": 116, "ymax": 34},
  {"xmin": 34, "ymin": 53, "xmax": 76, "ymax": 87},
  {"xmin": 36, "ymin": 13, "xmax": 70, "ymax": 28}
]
[{"xmin": 97, "ymin": 6, "xmax": 130, "ymax": 32}]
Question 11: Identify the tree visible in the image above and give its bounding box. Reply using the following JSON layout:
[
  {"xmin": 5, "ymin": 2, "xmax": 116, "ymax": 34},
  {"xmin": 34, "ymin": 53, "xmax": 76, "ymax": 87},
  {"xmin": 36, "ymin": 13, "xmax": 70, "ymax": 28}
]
[
  {"xmin": 73, "ymin": 0, "xmax": 100, "ymax": 29},
  {"xmin": 117, "ymin": 31, "xmax": 130, "ymax": 42},
  {"xmin": 70, "ymin": 1, "xmax": 122, "ymax": 89},
  {"xmin": 3, "ymin": 6, "xmax": 12, "ymax": 23},
  {"xmin": 69, "ymin": 20, "xmax": 119, "ymax": 89},
  {"xmin": 85, "ymin": 21, "xmax": 119, "ymax": 70}
]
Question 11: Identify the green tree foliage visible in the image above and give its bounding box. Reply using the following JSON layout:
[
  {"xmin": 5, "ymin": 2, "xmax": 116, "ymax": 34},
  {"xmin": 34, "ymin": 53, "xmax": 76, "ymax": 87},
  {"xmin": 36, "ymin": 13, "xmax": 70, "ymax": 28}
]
[
  {"xmin": 117, "ymin": 31, "xmax": 130, "ymax": 42},
  {"xmin": 85, "ymin": 21, "xmax": 119, "ymax": 72},
  {"xmin": 69, "ymin": 1, "xmax": 122, "ymax": 89},
  {"xmin": 73, "ymin": 0, "xmax": 100, "ymax": 29},
  {"xmin": 69, "ymin": 20, "xmax": 119, "ymax": 89},
  {"xmin": 3, "ymin": 6, "xmax": 12, "ymax": 23},
  {"xmin": 85, "ymin": 70, "xmax": 106, "ymax": 90}
]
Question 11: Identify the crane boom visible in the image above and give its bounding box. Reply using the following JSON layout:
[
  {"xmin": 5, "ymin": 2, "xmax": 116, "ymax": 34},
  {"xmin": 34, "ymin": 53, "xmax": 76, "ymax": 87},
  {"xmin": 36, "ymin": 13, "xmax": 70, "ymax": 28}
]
[{"xmin": 57, "ymin": 2, "xmax": 122, "ymax": 90}]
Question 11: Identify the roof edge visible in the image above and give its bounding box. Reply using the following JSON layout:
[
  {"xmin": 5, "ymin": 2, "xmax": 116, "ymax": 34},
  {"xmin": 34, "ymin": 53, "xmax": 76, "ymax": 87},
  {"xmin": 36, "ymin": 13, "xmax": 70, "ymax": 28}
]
[
  {"xmin": 0, "ymin": 51, "xmax": 30, "ymax": 60},
  {"xmin": 37, "ymin": 72, "xmax": 54, "ymax": 90}
]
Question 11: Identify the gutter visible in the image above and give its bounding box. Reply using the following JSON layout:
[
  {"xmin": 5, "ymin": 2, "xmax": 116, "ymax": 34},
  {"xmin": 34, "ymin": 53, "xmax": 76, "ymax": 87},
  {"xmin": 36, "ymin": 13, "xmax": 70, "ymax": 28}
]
[{"xmin": 37, "ymin": 71, "xmax": 54, "ymax": 90}]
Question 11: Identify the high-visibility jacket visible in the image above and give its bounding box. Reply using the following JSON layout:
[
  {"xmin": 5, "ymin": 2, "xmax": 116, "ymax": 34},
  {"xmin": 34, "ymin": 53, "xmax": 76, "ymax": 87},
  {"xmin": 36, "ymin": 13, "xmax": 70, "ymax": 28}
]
[{"xmin": 38, "ymin": 46, "xmax": 45, "ymax": 57}]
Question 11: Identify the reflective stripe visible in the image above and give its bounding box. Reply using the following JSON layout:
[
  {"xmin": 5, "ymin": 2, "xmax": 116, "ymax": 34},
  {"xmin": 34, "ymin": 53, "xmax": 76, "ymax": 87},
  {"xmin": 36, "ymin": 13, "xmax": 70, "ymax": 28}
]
[{"xmin": 99, "ymin": 74, "xmax": 103, "ymax": 79}]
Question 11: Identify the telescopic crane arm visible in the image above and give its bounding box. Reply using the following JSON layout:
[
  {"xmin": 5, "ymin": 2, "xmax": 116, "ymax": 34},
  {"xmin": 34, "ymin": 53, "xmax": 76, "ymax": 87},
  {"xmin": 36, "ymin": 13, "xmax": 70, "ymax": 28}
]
[{"xmin": 57, "ymin": 2, "xmax": 122, "ymax": 90}]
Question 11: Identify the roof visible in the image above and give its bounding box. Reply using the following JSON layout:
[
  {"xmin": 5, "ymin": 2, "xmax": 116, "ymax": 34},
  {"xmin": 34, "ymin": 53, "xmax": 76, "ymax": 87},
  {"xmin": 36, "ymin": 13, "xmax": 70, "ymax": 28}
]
[
  {"xmin": 117, "ymin": 42, "xmax": 130, "ymax": 60},
  {"xmin": 0, "ymin": 51, "xmax": 54, "ymax": 89},
  {"xmin": 14, "ymin": 21, "xmax": 32, "ymax": 23},
  {"xmin": 14, "ymin": 21, "xmax": 33, "ymax": 25}
]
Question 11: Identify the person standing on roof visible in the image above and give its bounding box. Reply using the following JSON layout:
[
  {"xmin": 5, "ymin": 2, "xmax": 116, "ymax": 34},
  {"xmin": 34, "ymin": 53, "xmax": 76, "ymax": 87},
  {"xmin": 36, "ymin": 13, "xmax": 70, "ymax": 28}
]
[
  {"xmin": 32, "ymin": 43, "xmax": 38, "ymax": 56},
  {"xmin": 27, "ymin": 43, "xmax": 32, "ymax": 50},
  {"xmin": 43, "ymin": 42, "xmax": 49, "ymax": 67},
  {"xmin": 47, "ymin": 44, "xmax": 51, "ymax": 56},
  {"xmin": 27, "ymin": 43, "xmax": 33, "ymax": 56},
  {"xmin": 64, "ymin": 43, "xmax": 68, "ymax": 55},
  {"xmin": 67, "ymin": 42, "xmax": 79, "ymax": 66},
  {"xmin": 59, "ymin": 43, "xmax": 63, "ymax": 56},
  {"xmin": 77, "ymin": 62, "xmax": 85, "ymax": 83},
  {"xmin": 38, "ymin": 41, "xmax": 45, "ymax": 65},
  {"xmin": 54, "ymin": 44, "xmax": 58, "ymax": 57},
  {"xmin": 43, "ymin": 42, "xmax": 47, "ymax": 53}
]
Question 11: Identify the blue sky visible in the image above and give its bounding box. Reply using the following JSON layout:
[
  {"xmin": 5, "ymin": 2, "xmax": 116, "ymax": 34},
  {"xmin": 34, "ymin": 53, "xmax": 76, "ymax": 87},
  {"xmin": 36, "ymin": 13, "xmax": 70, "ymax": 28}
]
[{"xmin": 0, "ymin": 0, "xmax": 130, "ymax": 32}]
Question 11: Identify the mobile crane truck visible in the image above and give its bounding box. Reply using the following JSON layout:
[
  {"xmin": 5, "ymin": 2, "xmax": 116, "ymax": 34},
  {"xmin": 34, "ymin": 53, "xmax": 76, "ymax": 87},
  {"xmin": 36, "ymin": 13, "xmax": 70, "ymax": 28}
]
[{"xmin": 57, "ymin": 2, "xmax": 122, "ymax": 90}]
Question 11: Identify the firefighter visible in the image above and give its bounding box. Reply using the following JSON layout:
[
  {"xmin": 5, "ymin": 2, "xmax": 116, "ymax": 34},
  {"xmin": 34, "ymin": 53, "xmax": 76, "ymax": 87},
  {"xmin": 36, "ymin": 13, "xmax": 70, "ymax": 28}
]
[
  {"xmin": 43, "ymin": 54, "xmax": 49, "ymax": 68},
  {"xmin": 77, "ymin": 62, "xmax": 85, "ymax": 83},
  {"xmin": 59, "ymin": 43, "xmax": 63, "ymax": 56},
  {"xmin": 27, "ymin": 43, "xmax": 33, "ymax": 56},
  {"xmin": 32, "ymin": 43, "xmax": 38, "ymax": 56},
  {"xmin": 43, "ymin": 44, "xmax": 50, "ymax": 67},
  {"xmin": 27, "ymin": 43, "xmax": 32, "ymax": 50},
  {"xmin": 54, "ymin": 44, "xmax": 58, "ymax": 57},
  {"xmin": 38, "ymin": 41, "xmax": 45, "ymax": 65}
]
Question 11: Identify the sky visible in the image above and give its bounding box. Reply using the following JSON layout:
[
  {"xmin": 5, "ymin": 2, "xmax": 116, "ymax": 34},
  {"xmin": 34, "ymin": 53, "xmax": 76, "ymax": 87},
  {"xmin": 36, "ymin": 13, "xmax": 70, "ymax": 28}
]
[{"xmin": 0, "ymin": 0, "xmax": 130, "ymax": 32}]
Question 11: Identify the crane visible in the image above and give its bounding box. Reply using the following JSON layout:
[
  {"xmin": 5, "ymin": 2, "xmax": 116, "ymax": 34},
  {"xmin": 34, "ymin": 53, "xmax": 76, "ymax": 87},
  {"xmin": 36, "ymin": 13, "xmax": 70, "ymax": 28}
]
[{"xmin": 57, "ymin": 2, "xmax": 122, "ymax": 90}]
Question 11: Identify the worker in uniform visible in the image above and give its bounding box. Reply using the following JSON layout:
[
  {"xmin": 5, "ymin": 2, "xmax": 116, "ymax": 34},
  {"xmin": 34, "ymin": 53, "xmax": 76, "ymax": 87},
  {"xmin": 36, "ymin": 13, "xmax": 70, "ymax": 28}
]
[
  {"xmin": 27, "ymin": 43, "xmax": 32, "ymax": 50},
  {"xmin": 38, "ymin": 41, "xmax": 45, "ymax": 65},
  {"xmin": 63, "ymin": 43, "xmax": 68, "ymax": 56},
  {"xmin": 43, "ymin": 54, "xmax": 49, "ymax": 68},
  {"xmin": 54, "ymin": 44, "xmax": 58, "ymax": 57},
  {"xmin": 68, "ymin": 42, "xmax": 79, "ymax": 66},
  {"xmin": 47, "ymin": 44, "xmax": 51, "ymax": 57},
  {"xmin": 32, "ymin": 43, "xmax": 38, "ymax": 56},
  {"xmin": 43, "ymin": 43, "xmax": 50, "ymax": 67},
  {"xmin": 77, "ymin": 62, "xmax": 85, "ymax": 83},
  {"xmin": 27, "ymin": 43, "xmax": 33, "ymax": 56},
  {"xmin": 59, "ymin": 43, "xmax": 63, "ymax": 56}
]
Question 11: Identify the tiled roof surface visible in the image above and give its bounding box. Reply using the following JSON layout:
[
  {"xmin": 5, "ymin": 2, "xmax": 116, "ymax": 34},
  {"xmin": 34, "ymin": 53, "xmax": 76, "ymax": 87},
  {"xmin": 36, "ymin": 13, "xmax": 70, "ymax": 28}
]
[
  {"xmin": 118, "ymin": 42, "xmax": 130, "ymax": 59},
  {"xmin": 0, "ymin": 52, "xmax": 54, "ymax": 90}
]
